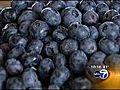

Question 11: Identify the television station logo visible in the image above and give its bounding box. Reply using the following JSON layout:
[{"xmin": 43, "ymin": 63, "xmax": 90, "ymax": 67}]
[
  {"xmin": 94, "ymin": 69, "xmax": 109, "ymax": 80},
  {"xmin": 91, "ymin": 65, "xmax": 109, "ymax": 80}
]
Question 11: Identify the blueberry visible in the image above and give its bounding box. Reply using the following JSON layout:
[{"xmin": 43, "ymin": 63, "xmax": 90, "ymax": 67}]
[
  {"xmin": 104, "ymin": 0, "xmax": 111, "ymax": 6},
  {"xmin": 99, "ymin": 21, "xmax": 119, "ymax": 40},
  {"xmin": 61, "ymin": 7, "xmax": 82, "ymax": 27},
  {"xmin": 8, "ymin": 46, "xmax": 25, "ymax": 59},
  {"xmin": 43, "ymin": 41, "xmax": 59, "ymax": 57},
  {"xmin": 113, "ymin": 0, "xmax": 120, "ymax": 3},
  {"xmin": 52, "ymin": 26, "xmax": 68, "ymax": 43},
  {"xmin": 0, "ymin": 67, "xmax": 7, "ymax": 82},
  {"xmin": 11, "ymin": 0, "xmax": 28, "ymax": 13},
  {"xmin": 102, "ymin": 9, "xmax": 119, "ymax": 22},
  {"xmin": 0, "ymin": 67, "xmax": 7, "ymax": 89},
  {"xmin": 53, "ymin": 53, "xmax": 66, "ymax": 68},
  {"xmin": 69, "ymin": 77, "xmax": 92, "ymax": 89},
  {"xmin": 96, "ymin": 3, "xmax": 109, "ymax": 20},
  {"xmin": 78, "ymin": 0, "xmax": 96, "ymax": 13},
  {"xmin": 80, "ymin": 38, "xmax": 97, "ymax": 55},
  {"xmin": 6, "ymin": 77, "xmax": 25, "ymax": 89},
  {"xmin": 69, "ymin": 50, "xmax": 88, "ymax": 74},
  {"xmin": 82, "ymin": 10, "xmax": 99, "ymax": 26},
  {"xmin": 0, "ymin": 7, "xmax": 17, "ymax": 24},
  {"xmin": 26, "ymin": 0, "xmax": 35, "ymax": 7},
  {"xmin": 5, "ymin": 58, "xmax": 23, "ymax": 75},
  {"xmin": 2, "ymin": 0, "xmax": 120, "ymax": 88},
  {"xmin": 60, "ymin": 39, "xmax": 78, "ymax": 55},
  {"xmin": 38, "ymin": 58, "xmax": 54, "ymax": 80},
  {"xmin": 2, "ymin": 23, "xmax": 17, "ymax": 42},
  {"xmin": 68, "ymin": 22, "xmax": 90, "ymax": 41},
  {"xmin": 0, "ymin": 49, "xmax": 4, "ymax": 66},
  {"xmin": 116, "ymin": 37, "xmax": 120, "ymax": 47},
  {"xmin": 111, "ymin": 2, "xmax": 120, "ymax": 13},
  {"xmin": 112, "ymin": 14, "xmax": 120, "ymax": 28},
  {"xmin": 9, "ymin": 34, "xmax": 28, "ymax": 48},
  {"xmin": 89, "ymin": 26, "xmax": 98, "ymax": 40},
  {"xmin": 18, "ymin": 10, "xmax": 38, "ymax": 24},
  {"xmin": 29, "ymin": 20, "xmax": 50, "ymax": 40},
  {"xmin": 96, "ymin": 1, "xmax": 109, "ymax": 12},
  {"xmin": 104, "ymin": 54, "xmax": 120, "ymax": 68},
  {"xmin": 96, "ymin": 2, "xmax": 109, "ymax": 13},
  {"xmin": 48, "ymin": 84, "xmax": 60, "ymax": 90},
  {"xmin": 95, "ymin": 1, "xmax": 105, "ymax": 4},
  {"xmin": 65, "ymin": 0, "xmax": 78, "ymax": 7},
  {"xmin": 50, "ymin": 66, "xmax": 70, "ymax": 87},
  {"xmin": 99, "ymin": 38, "xmax": 119, "ymax": 55},
  {"xmin": 47, "ymin": 1, "xmax": 66, "ymax": 11},
  {"xmin": 27, "ymin": 39, "xmax": 43, "ymax": 54},
  {"xmin": 32, "ymin": 1, "xmax": 45, "ymax": 14},
  {"xmin": 41, "ymin": 7, "xmax": 61, "ymax": 26},
  {"xmin": 19, "ymin": 21, "xmax": 31, "ymax": 37},
  {"xmin": 89, "ymin": 51, "xmax": 106, "ymax": 65},
  {"xmin": 21, "ymin": 52, "xmax": 42, "ymax": 67},
  {"xmin": 41, "ymin": 36, "xmax": 53, "ymax": 44},
  {"xmin": 22, "ymin": 68, "xmax": 42, "ymax": 89}
]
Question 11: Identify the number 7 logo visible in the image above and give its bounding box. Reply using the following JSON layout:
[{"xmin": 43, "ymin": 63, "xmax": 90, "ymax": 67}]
[{"xmin": 99, "ymin": 69, "xmax": 109, "ymax": 80}]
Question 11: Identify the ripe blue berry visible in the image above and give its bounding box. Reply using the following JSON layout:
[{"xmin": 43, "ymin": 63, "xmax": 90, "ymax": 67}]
[
  {"xmin": 5, "ymin": 58, "xmax": 23, "ymax": 75},
  {"xmin": 47, "ymin": 1, "xmax": 66, "ymax": 11},
  {"xmin": 82, "ymin": 10, "xmax": 99, "ymax": 26},
  {"xmin": 99, "ymin": 21, "xmax": 119, "ymax": 40},
  {"xmin": 53, "ymin": 53, "xmax": 66, "ymax": 68},
  {"xmin": 80, "ymin": 38, "xmax": 97, "ymax": 55},
  {"xmin": 8, "ymin": 46, "xmax": 25, "ymax": 59},
  {"xmin": 43, "ymin": 41, "xmax": 59, "ymax": 57},
  {"xmin": 61, "ymin": 7, "xmax": 82, "ymax": 27},
  {"xmin": 29, "ymin": 20, "xmax": 50, "ymax": 40},
  {"xmin": 78, "ymin": 0, "xmax": 96, "ymax": 13},
  {"xmin": 38, "ymin": 58, "xmax": 54, "ymax": 80},
  {"xmin": 21, "ymin": 52, "xmax": 42, "ymax": 67},
  {"xmin": 18, "ymin": 10, "xmax": 38, "ymax": 24},
  {"xmin": 50, "ymin": 66, "xmax": 70, "ymax": 87},
  {"xmin": 68, "ymin": 22, "xmax": 90, "ymax": 41},
  {"xmin": 22, "ymin": 68, "xmax": 42, "ymax": 89},
  {"xmin": 89, "ymin": 26, "xmax": 98, "ymax": 40},
  {"xmin": 52, "ymin": 26, "xmax": 68, "ymax": 43},
  {"xmin": 9, "ymin": 34, "xmax": 28, "ymax": 48},
  {"xmin": 41, "ymin": 7, "xmax": 61, "ymax": 26},
  {"xmin": 32, "ymin": 1, "xmax": 45, "ymax": 14},
  {"xmin": 105, "ymin": 54, "xmax": 120, "ymax": 68},
  {"xmin": 69, "ymin": 50, "xmax": 88, "ymax": 74},
  {"xmin": 99, "ymin": 38, "xmax": 119, "ymax": 55},
  {"xmin": 60, "ymin": 39, "xmax": 78, "ymax": 55},
  {"xmin": 27, "ymin": 39, "xmax": 43, "ymax": 54},
  {"xmin": 6, "ymin": 77, "xmax": 25, "ymax": 89},
  {"xmin": 0, "ymin": 7, "xmax": 17, "ymax": 24}
]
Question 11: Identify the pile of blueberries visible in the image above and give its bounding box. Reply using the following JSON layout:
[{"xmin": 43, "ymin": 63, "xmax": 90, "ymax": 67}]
[{"xmin": 0, "ymin": 0, "xmax": 120, "ymax": 89}]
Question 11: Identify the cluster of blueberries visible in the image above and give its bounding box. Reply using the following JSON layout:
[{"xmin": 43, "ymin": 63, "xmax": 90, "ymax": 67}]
[{"xmin": 0, "ymin": 0, "xmax": 120, "ymax": 89}]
